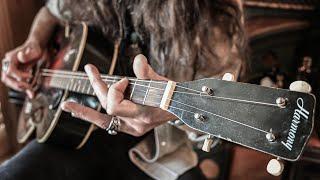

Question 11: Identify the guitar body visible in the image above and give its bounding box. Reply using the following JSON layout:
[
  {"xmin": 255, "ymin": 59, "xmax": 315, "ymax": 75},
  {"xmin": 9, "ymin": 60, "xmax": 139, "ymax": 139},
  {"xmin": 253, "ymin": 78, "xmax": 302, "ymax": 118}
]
[{"xmin": 17, "ymin": 23, "xmax": 118, "ymax": 148}]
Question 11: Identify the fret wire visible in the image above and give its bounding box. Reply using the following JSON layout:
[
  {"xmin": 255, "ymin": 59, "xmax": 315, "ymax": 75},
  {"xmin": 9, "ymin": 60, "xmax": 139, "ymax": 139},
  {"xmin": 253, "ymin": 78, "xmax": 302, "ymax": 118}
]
[
  {"xmin": 71, "ymin": 79, "xmax": 75, "ymax": 91},
  {"xmin": 81, "ymin": 79, "xmax": 87, "ymax": 93},
  {"xmin": 66, "ymin": 79, "xmax": 71, "ymax": 91},
  {"xmin": 86, "ymin": 79, "xmax": 91, "ymax": 94},
  {"xmin": 130, "ymin": 79, "xmax": 137, "ymax": 100},
  {"xmin": 77, "ymin": 79, "xmax": 81, "ymax": 92},
  {"xmin": 142, "ymin": 80, "xmax": 151, "ymax": 105}
]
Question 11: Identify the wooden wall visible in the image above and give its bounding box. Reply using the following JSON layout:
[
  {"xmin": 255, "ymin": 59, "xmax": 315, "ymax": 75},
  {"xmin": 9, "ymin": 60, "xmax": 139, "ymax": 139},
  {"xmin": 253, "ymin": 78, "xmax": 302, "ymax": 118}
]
[{"xmin": 0, "ymin": 0, "xmax": 42, "ymax": 154}]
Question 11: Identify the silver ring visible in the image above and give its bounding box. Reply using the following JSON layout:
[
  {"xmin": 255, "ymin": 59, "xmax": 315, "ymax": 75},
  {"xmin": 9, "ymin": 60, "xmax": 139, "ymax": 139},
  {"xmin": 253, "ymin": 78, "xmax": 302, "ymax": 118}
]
[
  {"xmin": 106, "ymin": 116, "xmax": 121, "ymax": 135},
  {"xmin": 2, "ymin": 60, "xmax": 10, "ymax": 73}
]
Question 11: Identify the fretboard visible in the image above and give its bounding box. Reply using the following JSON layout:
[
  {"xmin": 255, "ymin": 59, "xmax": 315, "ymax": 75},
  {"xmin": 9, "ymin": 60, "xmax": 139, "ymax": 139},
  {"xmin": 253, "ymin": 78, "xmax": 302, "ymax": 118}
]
[{"xmin": 42, "ymin": 69, "xmax": 168, "ymax": 108}]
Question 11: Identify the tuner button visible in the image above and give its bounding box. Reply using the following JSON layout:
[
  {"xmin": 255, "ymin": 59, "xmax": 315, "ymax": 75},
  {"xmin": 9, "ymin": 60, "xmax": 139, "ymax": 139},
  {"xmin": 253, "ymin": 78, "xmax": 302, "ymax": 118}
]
[
  {"xmin": 202, "ymin": 135, "xmax": 214, "ymax": 152},
  {"xmin": 267, "ymin": 159, "xmax": 284, "ymax": 176},
  {"xmin": 222, "ymin": 73, "xmax": 235, "ymax": 81},
  {"xmin": 289, "ymin": 81, "xmax": 312, "ymax": 93}
]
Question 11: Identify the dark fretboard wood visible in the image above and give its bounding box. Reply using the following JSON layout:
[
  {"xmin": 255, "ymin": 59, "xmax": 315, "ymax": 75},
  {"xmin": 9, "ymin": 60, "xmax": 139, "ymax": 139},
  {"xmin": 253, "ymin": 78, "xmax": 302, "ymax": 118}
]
[{"xmin": 43, "ymin": 70, "xmax": 167, "ymax": 108}]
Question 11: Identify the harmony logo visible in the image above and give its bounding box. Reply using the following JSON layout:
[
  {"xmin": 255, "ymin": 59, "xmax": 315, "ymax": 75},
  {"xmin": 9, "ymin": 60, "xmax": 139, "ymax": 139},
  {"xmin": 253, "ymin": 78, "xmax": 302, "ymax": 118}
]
[{"xmin": 281, "ymin": 98, "xmax": 309, "ymax": 151}]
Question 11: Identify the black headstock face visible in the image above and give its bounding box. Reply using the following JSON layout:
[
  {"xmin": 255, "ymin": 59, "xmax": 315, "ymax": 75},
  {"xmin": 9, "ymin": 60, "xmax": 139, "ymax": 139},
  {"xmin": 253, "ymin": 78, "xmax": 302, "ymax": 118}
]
[{"xmin": 168, "ymin": 78, "xmax": 316, "ymax": 161}]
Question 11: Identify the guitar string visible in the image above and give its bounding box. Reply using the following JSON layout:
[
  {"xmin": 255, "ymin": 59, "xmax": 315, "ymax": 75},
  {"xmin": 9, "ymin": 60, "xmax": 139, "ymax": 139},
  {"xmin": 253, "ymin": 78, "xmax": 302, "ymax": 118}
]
[
  {"xmin": 42, "ymin": 69, "xmax": 204, "ymax": 94},
  {"xmin": 108, "ymin": 88, "xmax": 269, "ymax": 134},
  {"xmin": 47, "ymin": 73, "xmax": 270, "ymax": 134},
  {"xmin": 42, "ymin": 71, "xmax": 279, "ymax": 108}
]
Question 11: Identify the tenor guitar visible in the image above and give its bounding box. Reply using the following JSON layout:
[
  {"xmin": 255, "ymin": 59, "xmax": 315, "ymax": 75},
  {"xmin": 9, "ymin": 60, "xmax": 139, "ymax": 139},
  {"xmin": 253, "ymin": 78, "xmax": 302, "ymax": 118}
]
[{"xmin": 18, "ymin": 23, "xmax": 316, "ymax": 163}]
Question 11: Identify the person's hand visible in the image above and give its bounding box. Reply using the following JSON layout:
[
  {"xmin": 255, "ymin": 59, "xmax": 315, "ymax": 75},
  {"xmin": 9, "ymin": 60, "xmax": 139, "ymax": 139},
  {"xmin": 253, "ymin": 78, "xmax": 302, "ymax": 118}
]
[
  {"xmin": 61, "ymin": 54, "xmax": 177, "ymax": 136},
  {"xmin": 1, "ymin": 40, "xmax": 43, "ymax": 98}
]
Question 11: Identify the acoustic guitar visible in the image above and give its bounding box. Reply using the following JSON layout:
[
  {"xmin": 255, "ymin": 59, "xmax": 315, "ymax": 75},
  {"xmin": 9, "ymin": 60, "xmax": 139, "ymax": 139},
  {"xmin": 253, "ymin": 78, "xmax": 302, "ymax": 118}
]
[{"xmin": 17, "ymin": 23, "xmax": 316, "ymax": 168}]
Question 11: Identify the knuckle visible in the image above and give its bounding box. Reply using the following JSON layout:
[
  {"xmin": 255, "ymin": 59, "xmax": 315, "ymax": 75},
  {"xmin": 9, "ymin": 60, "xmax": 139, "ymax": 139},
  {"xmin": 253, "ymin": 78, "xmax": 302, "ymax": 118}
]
[
  {"xmin": 106, "ymin": 105, "xmax": 116, "ymax": 115},
  {"xmin": 142, "ymin": 116, "xmax": 152, "ymax": 124},
  {"xmin": 134, "ymin": 126, "xmax": 146, "ymax": 137}
]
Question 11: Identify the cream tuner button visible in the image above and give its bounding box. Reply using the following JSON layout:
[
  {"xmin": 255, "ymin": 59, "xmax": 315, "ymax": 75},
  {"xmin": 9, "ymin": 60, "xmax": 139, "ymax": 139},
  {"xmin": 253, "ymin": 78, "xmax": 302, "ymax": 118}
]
[
  {"xmin": 289, "ymin": 81, "xmax": 311, "ymax": 93},
  {"xmin": 267, "ymin": 159, "xmax": 284, "ymax": 176}
]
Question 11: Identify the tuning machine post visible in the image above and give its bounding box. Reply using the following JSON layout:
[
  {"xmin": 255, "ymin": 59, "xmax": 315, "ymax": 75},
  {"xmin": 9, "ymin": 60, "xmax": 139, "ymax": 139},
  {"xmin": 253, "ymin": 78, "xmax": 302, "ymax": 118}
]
[
  {"xmin": 201, "ymin": 86, "xmax": 214, "ymax": 96},
  {"xmin": 202, "ymin": 135, "xmax": 214, "ymax": 152},
  {"xmin": 201, "ymin": 73, "xmax": 234, "ymax": 152}
]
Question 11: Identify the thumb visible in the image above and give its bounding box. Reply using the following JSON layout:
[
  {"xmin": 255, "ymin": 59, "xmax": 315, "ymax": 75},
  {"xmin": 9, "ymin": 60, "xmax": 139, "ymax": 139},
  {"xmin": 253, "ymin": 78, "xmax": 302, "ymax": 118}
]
[
  {"xmin": 133, "ymin": 54, "xmax": 167, "ymax": 80},
  {"xmin": 17, "ymin": 42, "xmax": 42, "ymax": 63}
]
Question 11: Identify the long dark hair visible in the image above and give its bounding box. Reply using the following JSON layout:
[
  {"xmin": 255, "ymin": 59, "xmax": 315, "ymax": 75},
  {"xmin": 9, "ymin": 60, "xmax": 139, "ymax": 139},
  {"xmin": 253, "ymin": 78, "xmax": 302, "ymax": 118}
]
[{"xmin": 61, "ymin": 0, "xmax": 247, "ymax": 79}]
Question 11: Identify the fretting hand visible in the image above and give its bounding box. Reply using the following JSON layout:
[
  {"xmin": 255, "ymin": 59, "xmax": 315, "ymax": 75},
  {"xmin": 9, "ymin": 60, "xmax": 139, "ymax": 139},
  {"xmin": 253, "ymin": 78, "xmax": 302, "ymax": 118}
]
[{"xmin": 61, "ymin": 54, "xmax": 177, "ymax": 137}]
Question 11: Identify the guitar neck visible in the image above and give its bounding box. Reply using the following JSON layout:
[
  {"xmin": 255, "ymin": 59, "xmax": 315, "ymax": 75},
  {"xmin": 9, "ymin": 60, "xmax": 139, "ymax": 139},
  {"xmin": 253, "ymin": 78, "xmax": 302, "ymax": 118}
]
[{"xmin": 42, "ymin": 69, "xmax": 169, "ymax": 108}]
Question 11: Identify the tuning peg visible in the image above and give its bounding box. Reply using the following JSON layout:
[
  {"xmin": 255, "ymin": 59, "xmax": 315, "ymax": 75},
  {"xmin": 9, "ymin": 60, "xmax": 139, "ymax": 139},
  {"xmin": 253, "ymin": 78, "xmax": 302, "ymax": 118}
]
[
  {"xmin": 202, "ymin": 135, "xmax": 214, "ymax": 152},
  {"xmin": 266, "ymin": 158, "xmax": 284, "ymax": 176},
  {"xmin": 289, "ymin": 81, "xmax": 311, "ymax": 93},
  {"xmin": 222, "ymin": 73, "xmax": 235, "ymax": 81}
]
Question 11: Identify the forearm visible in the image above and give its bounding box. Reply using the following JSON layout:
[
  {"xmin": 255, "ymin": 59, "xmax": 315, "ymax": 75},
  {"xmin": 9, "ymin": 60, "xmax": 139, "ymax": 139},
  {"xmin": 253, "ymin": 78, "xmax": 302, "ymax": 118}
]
[{"xmin": 27, "ymin": 7, "xmax": 60, "ymax": 47}]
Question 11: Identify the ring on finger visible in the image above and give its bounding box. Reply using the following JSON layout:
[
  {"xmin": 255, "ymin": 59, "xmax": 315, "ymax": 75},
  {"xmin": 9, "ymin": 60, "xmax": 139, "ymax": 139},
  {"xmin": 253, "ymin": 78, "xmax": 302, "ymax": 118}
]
[
  {"xmin": 2, "ymin": 60, "xmax": 10, "ymax": 74},
  {"xmin": 106, "ymin": 116, "xmax": 121, "ymax": 135}
]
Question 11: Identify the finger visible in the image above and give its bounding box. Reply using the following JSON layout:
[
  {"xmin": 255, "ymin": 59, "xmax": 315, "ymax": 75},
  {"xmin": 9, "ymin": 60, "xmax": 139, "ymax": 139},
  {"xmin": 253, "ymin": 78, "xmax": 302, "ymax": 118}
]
[
  {"xmin": 133, "ymin": 54, "xmax": 168, "ymax": 80},
  {"xmin": 3, "ymin": 57, "xmax": 31, "ymax": 80},
  {"xmin": 17, "ymin": 43, "xmax": 42, "ymax": 63},
  {"xmin": 85, "ymin": 64, "xmax": 109, "ymax": 108},
  {"xmin": 61, "ymin": 101, "xmax": 112, "ymax": 129},
  {"xmin": 118, "ymin": 116, "xmax": 152, "ymax": 137},
  {"xmin": 107, "ymin": 78, "xmax": 141, "ymax": 117},
  {"xmin": 61, "ymin": 101, "xmax": 138, "ymax": 135},
  {"xmin": 1, "ymin": 72, "xmax": 32, "ymax": 93}
]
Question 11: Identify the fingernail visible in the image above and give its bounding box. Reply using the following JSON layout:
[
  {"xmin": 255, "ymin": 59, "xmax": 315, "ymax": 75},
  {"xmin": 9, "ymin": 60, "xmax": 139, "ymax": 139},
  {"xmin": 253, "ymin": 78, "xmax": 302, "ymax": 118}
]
[
  {"xmin": 17, "ymin": 51, "xmax": 24, "ymax": 61},
  {"xmin": 121, "ymin": 77, "xmax": 129, "ymax": 82},
  {"xmin": 84, "ymin": 64, "xmax": 92, "ymax": 73},
  {"xmin": 85, "ymin": 65, "xmax": 96, "ymax": 81}
]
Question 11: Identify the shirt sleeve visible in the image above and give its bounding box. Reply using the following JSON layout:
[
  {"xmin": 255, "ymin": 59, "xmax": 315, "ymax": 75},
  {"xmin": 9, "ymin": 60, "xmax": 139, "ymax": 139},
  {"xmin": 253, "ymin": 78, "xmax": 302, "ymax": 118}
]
[{"xmin": 46, "ymin": 0, "xmax": 70, "ymax": 21}]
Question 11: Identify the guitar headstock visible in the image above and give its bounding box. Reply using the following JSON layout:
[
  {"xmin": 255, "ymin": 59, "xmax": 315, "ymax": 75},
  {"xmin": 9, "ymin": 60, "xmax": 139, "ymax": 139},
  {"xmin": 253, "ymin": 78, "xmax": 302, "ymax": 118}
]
[{"xmin": 168, "ymin": 78, "xmax": 315, "ymax": 161}]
